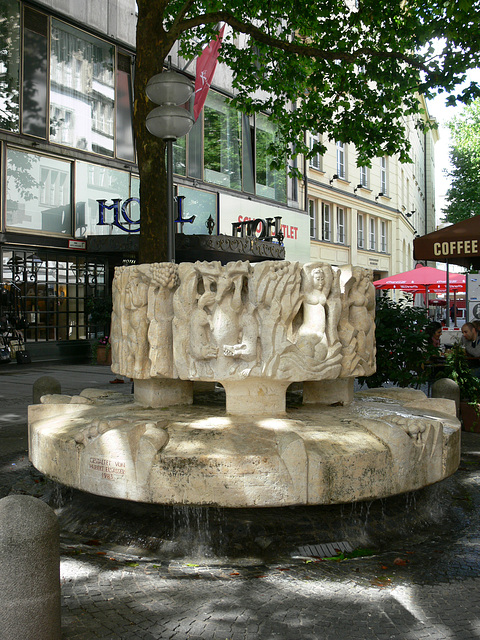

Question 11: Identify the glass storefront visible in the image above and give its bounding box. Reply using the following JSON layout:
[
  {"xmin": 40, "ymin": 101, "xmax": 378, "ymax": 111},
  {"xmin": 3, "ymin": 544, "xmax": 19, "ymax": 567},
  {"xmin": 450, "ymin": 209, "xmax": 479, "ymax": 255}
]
[
  {"xmin": 6, "ymin": 148, "xmax": 72, "ymax": 233},
  {"xmin": 1, "ymin": 249, "xmax": 107, "ymax": 342}
]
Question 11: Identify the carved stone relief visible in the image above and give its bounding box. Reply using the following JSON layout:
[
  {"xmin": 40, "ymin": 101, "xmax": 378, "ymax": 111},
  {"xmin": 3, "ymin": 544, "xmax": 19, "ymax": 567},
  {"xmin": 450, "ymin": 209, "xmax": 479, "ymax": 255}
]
[{"xmin": 111, "ymin": 261, "xmax": 376, "ymax": 386}]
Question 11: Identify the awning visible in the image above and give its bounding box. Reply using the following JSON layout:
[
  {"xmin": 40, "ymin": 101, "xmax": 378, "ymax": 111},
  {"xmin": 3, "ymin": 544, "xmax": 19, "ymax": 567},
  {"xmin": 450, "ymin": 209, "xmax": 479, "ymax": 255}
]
[
  {"xmin": 413, "ymin": 215, "xmax": 480, "ymax": 269},
  {"xmin": 373, "ymin": 265, "xmax": 466, "ymax": 293}
]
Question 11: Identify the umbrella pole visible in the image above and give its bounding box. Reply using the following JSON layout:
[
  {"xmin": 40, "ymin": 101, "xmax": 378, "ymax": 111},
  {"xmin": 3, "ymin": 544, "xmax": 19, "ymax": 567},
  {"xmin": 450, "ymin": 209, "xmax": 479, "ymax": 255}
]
[
  {"xmin": 446, "ymin": 262, "xmax": 450, "ymax": 328},
  {"xmin": 453, "ymin": 290, "xmax": 457, "ymax": 328}
]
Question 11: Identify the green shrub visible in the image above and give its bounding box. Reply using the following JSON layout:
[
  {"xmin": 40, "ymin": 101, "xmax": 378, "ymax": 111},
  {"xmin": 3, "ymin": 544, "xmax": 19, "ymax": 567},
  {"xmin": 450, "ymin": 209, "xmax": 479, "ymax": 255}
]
[{"xmin": 360, "ymin": 293, "xmax": 438, "ymax": 388}]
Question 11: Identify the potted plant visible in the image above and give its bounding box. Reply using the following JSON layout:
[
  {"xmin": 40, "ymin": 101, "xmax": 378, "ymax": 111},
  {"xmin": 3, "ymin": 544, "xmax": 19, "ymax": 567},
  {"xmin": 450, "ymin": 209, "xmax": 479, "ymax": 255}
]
[
  {"xmin": 442, "ymin": 341, "xmax": 480, "ymax": 432},
  {"xmin": 92, "ymin": 335, "xmax": 112, "ymax": 366}
]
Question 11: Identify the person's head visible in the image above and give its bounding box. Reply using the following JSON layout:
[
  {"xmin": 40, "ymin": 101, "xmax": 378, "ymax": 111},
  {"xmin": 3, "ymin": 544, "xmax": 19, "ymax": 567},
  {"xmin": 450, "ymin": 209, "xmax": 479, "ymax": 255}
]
[
  {"xmin": 472, "ymin": 320, "xmax": 480, "ymax": 333},
  {"xmin": 426, "ymin": 321, "xmax": 442, "ymax": 343},
  {"xmin": 462, "ymin": 322, "xmax": 478, "ymax": 342}
]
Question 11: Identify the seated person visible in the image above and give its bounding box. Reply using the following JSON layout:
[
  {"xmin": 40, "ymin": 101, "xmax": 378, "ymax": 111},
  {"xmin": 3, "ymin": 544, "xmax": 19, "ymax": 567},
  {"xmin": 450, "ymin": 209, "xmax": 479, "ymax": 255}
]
[
  {"xmin": 426, "ymin": 321, "xmax": 442, "ymax": 350},
  {"xmin": 461, "ymin": 322, "xmax": 480, "ymax": 358}
]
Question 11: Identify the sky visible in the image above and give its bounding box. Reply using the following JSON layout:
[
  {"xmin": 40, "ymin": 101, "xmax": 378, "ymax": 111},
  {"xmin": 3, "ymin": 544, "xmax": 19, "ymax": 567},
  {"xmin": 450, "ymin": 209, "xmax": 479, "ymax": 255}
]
[{"xmin": 426, "ymin": 68, "xmax": 480, "ymax": 222}]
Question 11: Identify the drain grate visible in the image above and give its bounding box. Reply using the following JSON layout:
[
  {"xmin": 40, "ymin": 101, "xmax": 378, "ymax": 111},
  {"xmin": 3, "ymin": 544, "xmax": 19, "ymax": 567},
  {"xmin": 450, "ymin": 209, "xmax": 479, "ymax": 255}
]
[{"xmin": 293, "ymin": 541, "xmax": 352, "ymax": 558}]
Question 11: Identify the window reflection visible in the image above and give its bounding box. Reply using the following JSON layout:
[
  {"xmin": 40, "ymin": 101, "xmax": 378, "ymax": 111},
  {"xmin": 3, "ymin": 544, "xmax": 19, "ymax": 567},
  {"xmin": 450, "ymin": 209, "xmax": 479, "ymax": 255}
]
[
  {"xmin": 204, "ymin": 92, "xmax": 242, "ymax": 190},
  {"xmin": 75, "ymin": 161, "xmax": 133, "ymax": 237},
  {"xmin": 6, "ymin": 148, "xmax": 72, "ymax": 233},
  {"xmin": 50, "ymin": 20, "xmax": 115, "ymax": 156},
  {"xmin": 255, "ymin": 113, "xmax": 286, "ymax": 202},
  {"xmin": 0, "ymin": 0, "xmax": 20, "ymax": 132}
]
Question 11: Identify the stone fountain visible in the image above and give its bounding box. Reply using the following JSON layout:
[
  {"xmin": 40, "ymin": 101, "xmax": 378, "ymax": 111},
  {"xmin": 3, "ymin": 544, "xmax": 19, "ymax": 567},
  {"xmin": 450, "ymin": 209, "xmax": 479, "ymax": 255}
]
[{"xmin": 28, "ymin": 261, "xmax": 460, "ymax": 507}]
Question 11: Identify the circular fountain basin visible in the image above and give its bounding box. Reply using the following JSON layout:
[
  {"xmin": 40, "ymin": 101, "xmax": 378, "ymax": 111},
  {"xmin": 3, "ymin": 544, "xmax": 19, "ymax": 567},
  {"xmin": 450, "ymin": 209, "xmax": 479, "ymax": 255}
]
[{"xmin": 28, "ymin": 387, "xmax": 460, "ymax": 508}]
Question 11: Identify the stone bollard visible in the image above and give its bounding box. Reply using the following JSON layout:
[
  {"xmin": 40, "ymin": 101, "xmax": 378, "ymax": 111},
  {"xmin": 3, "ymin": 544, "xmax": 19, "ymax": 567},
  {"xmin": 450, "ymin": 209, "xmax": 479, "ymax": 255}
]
[
  {"xmin": 33, "ymin": 375, "xmax": 61, "ymax": 404},
  {"xmin": 0, "ymin": 495, "xmax": 61, "ymax": 640},
  {"xmin": 432, "ymin": 377, "xmax": 460, "ymax": 417}
]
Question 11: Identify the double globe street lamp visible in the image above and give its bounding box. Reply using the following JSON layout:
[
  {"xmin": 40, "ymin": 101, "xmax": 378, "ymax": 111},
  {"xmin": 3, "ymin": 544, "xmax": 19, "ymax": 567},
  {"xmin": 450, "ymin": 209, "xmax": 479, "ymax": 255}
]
[{"xmin": 146, "ymin": 70, "xmax": 195, "ymax": 262}]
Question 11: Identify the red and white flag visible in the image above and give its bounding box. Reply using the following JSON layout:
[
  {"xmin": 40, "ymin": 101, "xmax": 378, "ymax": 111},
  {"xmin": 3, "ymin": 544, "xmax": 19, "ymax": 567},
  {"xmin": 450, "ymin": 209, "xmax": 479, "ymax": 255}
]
[{"xmin": 193, "ymin": 25, "xmax": 225, "ymax": 121}]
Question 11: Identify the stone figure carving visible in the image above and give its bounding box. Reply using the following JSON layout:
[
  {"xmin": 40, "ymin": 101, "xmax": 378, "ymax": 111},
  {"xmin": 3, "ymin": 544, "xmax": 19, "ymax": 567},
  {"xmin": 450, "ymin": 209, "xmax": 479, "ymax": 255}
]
[
  {"xmin": 110, "ymin": 260, "xmax": 376, "ymax": 407},
  {"xmin": 339, "ymin": 267, "xmax": 376, "ymax": 377},
  {"xmin": 146, "ymin": 263, "xmax": 178, "ymax": 379}
]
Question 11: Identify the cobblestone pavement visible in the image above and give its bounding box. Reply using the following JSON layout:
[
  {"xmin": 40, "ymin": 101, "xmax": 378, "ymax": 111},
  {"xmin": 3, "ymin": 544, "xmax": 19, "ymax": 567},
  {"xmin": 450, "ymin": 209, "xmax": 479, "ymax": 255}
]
[{"xmin": 2, "ymin": 363, "xmax": 480, "ymax": 639}]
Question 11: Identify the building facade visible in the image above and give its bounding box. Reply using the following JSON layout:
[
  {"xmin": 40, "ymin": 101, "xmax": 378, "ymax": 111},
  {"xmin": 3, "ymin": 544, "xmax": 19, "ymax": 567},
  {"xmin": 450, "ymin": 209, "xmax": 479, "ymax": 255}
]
[
  {"xmin": 305, "ymin": 96, "xmax": 438, "ymax": 282},
  {"xmin": 0, "ymin": 0, "xmax": 437, "ymax": 361}
]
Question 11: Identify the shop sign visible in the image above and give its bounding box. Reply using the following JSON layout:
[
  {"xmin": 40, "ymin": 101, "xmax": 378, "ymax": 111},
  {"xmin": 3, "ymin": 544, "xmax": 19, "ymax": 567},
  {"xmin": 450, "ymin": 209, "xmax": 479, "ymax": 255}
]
[
  {"xmin": 68, "ymin": 240, "xmax": 86, "ymax": 250},
  {"xmin": 97, "ymin": 198, "xmax": 140, "ymax": 233},
  {"xmin": 231, "ymin": 216, "xmax": 284, "ymax": 243}
]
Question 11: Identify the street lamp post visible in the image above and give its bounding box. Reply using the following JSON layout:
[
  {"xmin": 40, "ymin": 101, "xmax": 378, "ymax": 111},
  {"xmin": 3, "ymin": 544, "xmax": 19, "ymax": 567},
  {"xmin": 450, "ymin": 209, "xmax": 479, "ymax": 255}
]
[{"xmin": 145, "ymin": 70, "xmax": 194, "ymax": 263}]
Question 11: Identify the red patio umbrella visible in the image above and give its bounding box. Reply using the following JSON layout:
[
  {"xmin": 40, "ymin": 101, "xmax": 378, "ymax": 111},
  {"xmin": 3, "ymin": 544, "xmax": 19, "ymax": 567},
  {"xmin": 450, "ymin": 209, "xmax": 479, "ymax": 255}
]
[{"xmin": 373, "ymin": 265, "xmax": 466, "ymax": 293}]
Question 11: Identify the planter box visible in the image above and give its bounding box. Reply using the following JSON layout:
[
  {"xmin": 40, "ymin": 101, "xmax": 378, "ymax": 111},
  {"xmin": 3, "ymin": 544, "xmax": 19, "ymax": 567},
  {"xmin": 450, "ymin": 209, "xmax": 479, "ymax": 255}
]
[
  {"xmin": 96, "ymin": 345, "xmax": 112, "ymax": 366},
  {"xmin": 460, "ymin": 401, "xmax": 480, "ymax": 433}
]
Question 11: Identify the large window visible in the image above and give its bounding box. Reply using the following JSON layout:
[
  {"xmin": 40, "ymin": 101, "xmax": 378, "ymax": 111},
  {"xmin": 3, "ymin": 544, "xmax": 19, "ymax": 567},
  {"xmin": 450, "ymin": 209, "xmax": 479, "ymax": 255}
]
[
  {"xmin": 6, "ymin": 148, "xmax": 72, "ymax": 233},
  {"xmin": 1, "ymin": 248, "xmax": 106, "ymax": 341},
  {"xmin": 50, "ymin": 20, "xmax": 115, "ymax": 156},
  {"xmin": 204, "ymin": 91, "xmax": 242, "ymax": 190},
  {"xmin": 75, "ymin": 161, "xmax": 135, "ymax": 237},
  {"xmin": 255, "ymin": 112, "xmax": 286, "ymax": 202},
  {"xmin": 0, "ymin": 0, "xmax": 20, "ymax": 132}
]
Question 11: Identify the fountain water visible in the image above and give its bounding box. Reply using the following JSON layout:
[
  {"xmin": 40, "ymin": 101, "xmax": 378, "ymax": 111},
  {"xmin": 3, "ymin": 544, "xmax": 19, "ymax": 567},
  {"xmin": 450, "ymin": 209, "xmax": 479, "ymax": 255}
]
[{"xmin": 29, "ymin": 261, "xmax": 460, "ymax": 508}]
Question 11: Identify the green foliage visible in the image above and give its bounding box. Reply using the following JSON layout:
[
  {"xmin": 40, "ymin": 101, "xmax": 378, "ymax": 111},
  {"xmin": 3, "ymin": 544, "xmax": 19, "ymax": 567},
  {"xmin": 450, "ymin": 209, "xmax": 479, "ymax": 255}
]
[
  {"xmin": 135, "ymin": 0, "xmax": 480, "ymax": 262},
  {"xmin": 85, "ymin": 295, "xmax": 112, "ymax": 332},
  {"xmin": 443, "ymin": 99, "xmax": 480, "ymax": 224},
  {"xmin": 360, "ymin": 294, "xmax": 437, "ymax": 388},
  {"xmin": 441, "ymin": 341, "xmax": 480, "ymax": 402}
]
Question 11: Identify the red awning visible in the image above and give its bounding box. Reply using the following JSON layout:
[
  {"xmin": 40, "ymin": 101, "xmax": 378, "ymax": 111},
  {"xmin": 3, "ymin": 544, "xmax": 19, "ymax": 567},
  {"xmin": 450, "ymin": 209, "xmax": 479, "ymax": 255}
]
[{"xmin": 373, "ymin": 265, "xmax": 466, "ymax": 293}]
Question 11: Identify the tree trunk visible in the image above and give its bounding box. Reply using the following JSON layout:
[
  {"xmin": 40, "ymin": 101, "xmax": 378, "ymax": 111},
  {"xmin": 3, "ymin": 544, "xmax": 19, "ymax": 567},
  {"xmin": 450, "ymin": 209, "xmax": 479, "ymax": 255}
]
[{"xmin": 134, "ymin": 1, "xmax": 173, "ymax": 265}]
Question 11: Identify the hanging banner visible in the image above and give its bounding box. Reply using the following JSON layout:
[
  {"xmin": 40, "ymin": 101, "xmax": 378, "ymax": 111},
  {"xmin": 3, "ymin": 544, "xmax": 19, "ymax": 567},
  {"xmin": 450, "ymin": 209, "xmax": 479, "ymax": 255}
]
[{"xmin": 193, "ymin": 25, "xmax": 225, "ymax": 121}]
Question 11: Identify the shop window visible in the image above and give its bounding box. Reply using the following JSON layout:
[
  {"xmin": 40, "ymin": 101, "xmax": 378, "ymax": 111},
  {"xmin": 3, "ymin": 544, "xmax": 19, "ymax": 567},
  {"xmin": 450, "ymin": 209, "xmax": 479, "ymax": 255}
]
[
  {"xmin": 6, "ymin": 148, "xmax": 72, "ymax": 233},
  {"xmin": 255, "ymin": 113, "xmax": 286, "ymax": 202},
  {"xmin": 1, "ymin": 249, "xmax": 107, "ymax": 342},
  {"xmin": 0, "ymin": 0, "xmax": 20, "ymax": 132},
  {"xmin": 177, "ymin": 185, "xmax": 217, "ymax": 235},
  {"xmin": 204, "ymin": 91, "xmax": 242, "ymax": 190},
  {"xmin": 74, "ymin": 161, "xmax": 132, "ymax": 237}
]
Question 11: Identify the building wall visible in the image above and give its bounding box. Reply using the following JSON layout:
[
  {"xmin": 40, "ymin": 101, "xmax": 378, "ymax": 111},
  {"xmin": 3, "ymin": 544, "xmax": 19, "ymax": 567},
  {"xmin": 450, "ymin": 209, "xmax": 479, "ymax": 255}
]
[{"xmin": 304, "ymin": 96, "xmax": 438, "ymax": 278}]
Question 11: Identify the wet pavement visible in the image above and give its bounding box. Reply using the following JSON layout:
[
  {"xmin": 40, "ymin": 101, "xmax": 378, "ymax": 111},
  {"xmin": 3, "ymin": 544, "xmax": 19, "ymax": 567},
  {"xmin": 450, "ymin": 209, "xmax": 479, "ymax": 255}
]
[{"xmin": 2, "ymin": 361, "xmax": 480, "ymax": 639}]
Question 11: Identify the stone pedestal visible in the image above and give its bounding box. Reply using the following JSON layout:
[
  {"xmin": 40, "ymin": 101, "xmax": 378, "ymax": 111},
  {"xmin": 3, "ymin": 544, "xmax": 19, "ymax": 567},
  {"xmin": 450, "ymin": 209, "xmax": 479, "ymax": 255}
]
[
  {"xmin": 303, "ymin": 378, "xmax": 355, "ymax": 406},
  {"xmin": 222, "ymin": 379, "xmax": 290, "ymax": 416},
  {"xmin": 134, "ymin": 378, "xmax": 193, "ymax": 408}
]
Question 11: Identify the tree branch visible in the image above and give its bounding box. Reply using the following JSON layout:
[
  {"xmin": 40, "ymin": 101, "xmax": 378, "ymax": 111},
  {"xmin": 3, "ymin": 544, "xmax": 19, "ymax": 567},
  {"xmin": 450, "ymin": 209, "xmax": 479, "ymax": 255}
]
[{"xmin": 175, "ymin": 10, "xmax": 431, "ymax": 74}]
